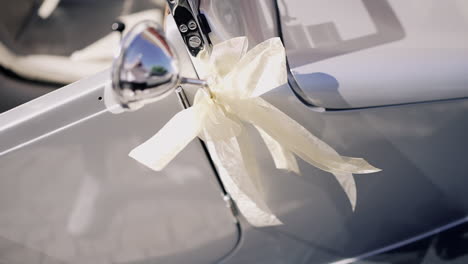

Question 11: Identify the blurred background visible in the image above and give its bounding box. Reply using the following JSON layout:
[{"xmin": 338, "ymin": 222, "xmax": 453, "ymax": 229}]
[{"xmin": 0, "ymin": 0, "xmax": 165, "ymax": 113}]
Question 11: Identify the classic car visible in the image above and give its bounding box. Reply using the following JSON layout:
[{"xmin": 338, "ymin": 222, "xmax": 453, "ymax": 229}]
[{"xmin": 0, "ymin": 0, "xmax": 467, "ymax": 263}]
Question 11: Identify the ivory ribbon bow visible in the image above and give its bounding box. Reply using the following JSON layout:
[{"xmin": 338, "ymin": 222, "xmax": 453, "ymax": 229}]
[{"xmin": 129, "ymin": 37, "xmax": 381, "ymax": 226}]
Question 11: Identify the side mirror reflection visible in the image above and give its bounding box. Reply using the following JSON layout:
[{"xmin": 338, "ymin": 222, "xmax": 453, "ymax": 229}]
[{"xmin": 111, "ymin": 20, "xmax": 205, "ymax": 110}]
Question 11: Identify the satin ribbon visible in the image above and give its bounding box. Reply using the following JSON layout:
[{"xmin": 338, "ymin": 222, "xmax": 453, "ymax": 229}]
[{"xmin": 129, "ymin": 37, "xmax": 381, "ymax": 226}]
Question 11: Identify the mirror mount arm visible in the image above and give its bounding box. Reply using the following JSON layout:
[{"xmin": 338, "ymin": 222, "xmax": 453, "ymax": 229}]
[
  {"xmin": 180, "ymin": 77, "xmax": 207, "ymax": 87},
  {"xmin": 180, "ymin": 77, "xmax": 211, "ymax": 98}
]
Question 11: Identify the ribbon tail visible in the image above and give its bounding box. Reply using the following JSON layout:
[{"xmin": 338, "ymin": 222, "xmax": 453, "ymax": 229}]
[
  {"xmin": 259, "ymin": 121, "xmax": 358, "ymax": 209},
  {"xmin": 129, "ymin": 106, "xmax": 203, "ymax": 171},
  {"xmin": 234, "ymin": 98, "xmax": 381, "ymax": 175},
  {"xmin": 231, "ymin": 98, "xmax": 373, "ymax": 209},
  {"xmin": 236, "ymin": 127, "xmax": 265, "ymax": 200},
  {"xmin": 340, "ymin": 156, "xmax": 382, "ymax": 174},
  {"xmin": 256, "ymin": 126, "xmax": 300, "ymax": 174},
  {"xmin": 207, "ymin": 128, "xmax": 282, "ymax": 227},
  {"xmin": 333, "ymin": 172, "xmax": 357, "ymax": 211}
]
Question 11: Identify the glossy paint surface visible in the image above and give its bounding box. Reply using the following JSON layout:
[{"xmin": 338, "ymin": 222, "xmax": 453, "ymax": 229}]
[
  {"xmin": 0, "ymin": 73, "xmax": 238, "ymax": 263},
  {"xmin": 201, "ymin": 0, "xmax": 468, "ymax": 109},
  {"xmin": 278, "ymin": 0, "xmax": 468, "ymax": 108},
  {"xmin": 0, "ymin": 1, "xmax": 466, "ymax": 263},
  {"xmin": 253, "ymin": 85, "xmax": 468, "ymax": 263},
  {"xmin": 194, "ymin": 1, "xmax": 468, "ymax": 263},
  {"xmin": 342, "ymin": 220, "xmax": 468, "ymax": 263}
]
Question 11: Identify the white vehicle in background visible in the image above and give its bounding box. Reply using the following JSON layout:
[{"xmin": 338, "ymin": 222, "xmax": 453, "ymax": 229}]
[{"xmin": 0, "ymin": 0, "xmax": 468, "ymax": 263}]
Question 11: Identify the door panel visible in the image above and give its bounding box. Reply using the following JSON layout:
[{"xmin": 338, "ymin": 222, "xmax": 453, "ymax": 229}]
[
  {"xmin": 0, "ymin": 71, "xmax": 239, "ymax": 264},
  {"xmin": 201, "ymin": 0, "xmax": 468, "ymax": 109},
  {"xmin": 197, "ymin": 1, "xmax": 468, "ymax": 263},
  {"xmin": 279, "ymin": 0, "xmax": 468, "ymax": 108},
  {"xmin": 255, "ymin": 85, "xmax": 468, "ymax": 262}
]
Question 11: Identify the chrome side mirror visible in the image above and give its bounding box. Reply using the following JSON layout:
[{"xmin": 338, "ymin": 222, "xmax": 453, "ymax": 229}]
[{"xmin": 112, "ymin": 20, "xmax": 206, "ymax": 110}]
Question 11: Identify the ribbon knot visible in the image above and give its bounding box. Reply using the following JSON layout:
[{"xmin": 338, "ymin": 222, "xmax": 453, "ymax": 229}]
[{"xmin": 129, "ymin": 37, "xmax": 381, "ymax": 226}]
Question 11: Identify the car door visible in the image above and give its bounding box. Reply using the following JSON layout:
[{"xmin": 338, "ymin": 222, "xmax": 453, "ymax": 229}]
[
  {"xmin": 0, "ymin": 62, "xmax": 239, "ymax": 264},
  {"xmin": 195, "ymin": 0, "xmax": 468, "ymax": 263}
]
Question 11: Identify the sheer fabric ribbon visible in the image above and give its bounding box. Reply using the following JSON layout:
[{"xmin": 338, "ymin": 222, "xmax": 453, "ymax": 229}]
[{"xmin": 129, "ymin": 37, "xmax": 381, "ymax": 226}]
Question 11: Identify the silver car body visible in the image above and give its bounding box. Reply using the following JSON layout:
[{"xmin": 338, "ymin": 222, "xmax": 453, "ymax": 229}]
[{"xmin": 0, "ymin": 0, "xmax": 468, "ymax": 263}]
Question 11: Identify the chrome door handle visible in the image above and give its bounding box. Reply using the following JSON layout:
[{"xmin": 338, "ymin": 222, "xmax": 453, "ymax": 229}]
[{"xmin": 167, "ymin": 0, "xmax": 212, "ymax": 57}]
